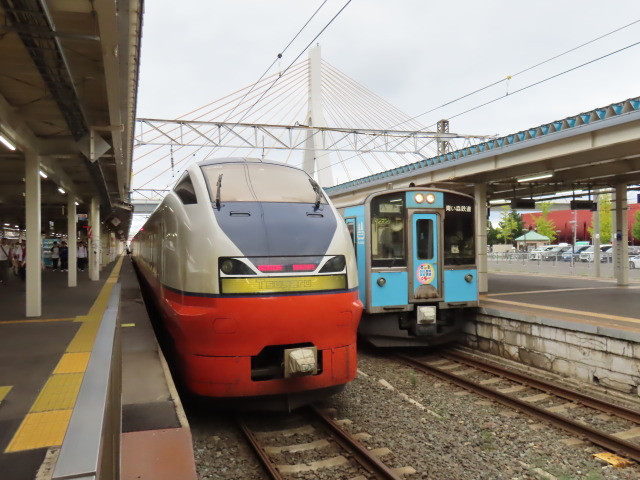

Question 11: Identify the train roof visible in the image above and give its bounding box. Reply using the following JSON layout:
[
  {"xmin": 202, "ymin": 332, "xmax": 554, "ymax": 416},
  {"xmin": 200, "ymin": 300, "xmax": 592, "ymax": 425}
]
[{"xmin": 196, "ymin": 157, "xmax": 303, "ymax": 170}]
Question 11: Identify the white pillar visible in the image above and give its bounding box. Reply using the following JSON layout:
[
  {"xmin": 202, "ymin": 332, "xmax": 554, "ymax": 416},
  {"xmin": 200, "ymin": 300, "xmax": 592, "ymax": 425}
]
[
  {"xmin": 474, "ymin": 183, "xmax": 488, "ymax": 293},
  {"xmin": 67, "ymin": 196, "xmax": 77, "ymax": 287},
  {"xmin": 89, "ymin": 196, "xmax": 101, "ymax": 281},
  {"xmin": 303, "ymin": 45, "xmax": 333, "ymax": 187},
  {"xmin": 593, "ymin": 194, "xmax": 601, "ymax": 278},
  {"xmin": 110, "ymin": 232, "xmax": 116, "ymax": 262},
  {"xmin": 25, "ymin": 153, "xmax": 42, "ymax": 317},
  {"xmin": 615, "ymin": 184, "xmax": 629, "ymax": 286}
]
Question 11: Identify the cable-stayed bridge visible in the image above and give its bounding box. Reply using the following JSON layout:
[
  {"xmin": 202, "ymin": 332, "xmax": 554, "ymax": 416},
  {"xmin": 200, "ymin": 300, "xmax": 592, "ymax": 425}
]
[{"xmin": 132, "ymin": 46, "xmax": 491, "ymax": 197}]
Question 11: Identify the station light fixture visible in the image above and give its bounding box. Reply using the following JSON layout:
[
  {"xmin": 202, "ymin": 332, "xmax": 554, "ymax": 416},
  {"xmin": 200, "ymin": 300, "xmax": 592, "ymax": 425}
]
[
  {"xmin": 517, "ymin": 172, "xmax": 553, "ymax": 182},
  {"xmin": 58, "ymin": 187, "xmax": 66, "ymax": 194},
  {"xmin": 39, "ymin": 170, "xmax": 48, "ymax": 179},
  {"xmin": 0, "ymin": 133, "xmax": 16, "ymax": 151}
]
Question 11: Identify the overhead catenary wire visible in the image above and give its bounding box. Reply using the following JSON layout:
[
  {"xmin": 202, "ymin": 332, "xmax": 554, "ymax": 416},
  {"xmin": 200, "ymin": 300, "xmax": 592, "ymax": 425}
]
[
  {"xmin": 397, "ymin": 17, "xmax": 640, "ymax": 131},
  {"xmin": 311, "ymin": 38, "xmax": 640, "ymax": 179}
]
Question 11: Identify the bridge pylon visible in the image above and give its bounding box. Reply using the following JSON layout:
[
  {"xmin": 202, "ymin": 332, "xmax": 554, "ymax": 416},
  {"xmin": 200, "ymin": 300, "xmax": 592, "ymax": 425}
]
[{"xmin": 302, "ymin": 45, "xmax": 333, "ymax": 187}]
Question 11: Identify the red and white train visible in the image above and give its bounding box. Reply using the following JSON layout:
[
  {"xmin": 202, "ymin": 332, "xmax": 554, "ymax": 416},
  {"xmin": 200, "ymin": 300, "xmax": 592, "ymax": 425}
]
[{"xmin": 132, "ymin": 157, "xmax": 362, "ymax": 408}]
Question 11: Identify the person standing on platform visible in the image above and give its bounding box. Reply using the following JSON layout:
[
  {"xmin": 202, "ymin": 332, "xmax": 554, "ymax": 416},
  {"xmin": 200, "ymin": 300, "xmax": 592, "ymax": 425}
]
[
  {"xmin": 60, "ymin": 241, "xmax": 69, "ymax": 272},
  {"xmin": 12, "ymin": 240, "xmax": 24, "ymax": 276},
  {"xmin": 78, "ymin": 241, "xmax": 88, "ymax": 272},
  {"xmin": 0, "ymin": 237, "xmax": 10, "ymax": 284},
  {"xmin": 18, "ymin": 243, "xmax": 26, "ymax": 281},
  {"xmin": 51, "ymin": 241, "xmax": 60, "ymax": 270}
]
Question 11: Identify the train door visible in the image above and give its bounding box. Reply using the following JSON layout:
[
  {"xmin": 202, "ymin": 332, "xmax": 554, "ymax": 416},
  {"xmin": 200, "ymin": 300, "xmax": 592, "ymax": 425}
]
[{"xmin": 409, "ymin": 213, "xmax": 441, "ymax": 301}]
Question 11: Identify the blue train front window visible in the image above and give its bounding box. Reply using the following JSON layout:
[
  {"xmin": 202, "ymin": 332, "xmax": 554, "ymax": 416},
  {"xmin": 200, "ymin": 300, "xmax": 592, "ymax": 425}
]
[
  {"xmin": 443, "ymin": 193, "xmax": 475, "ymax": 265},
  {"xmin": 371, "ymin": 193, "xmax": 406, "ymax": 267},
  {"xmin": 416, "ymin": 219, "xmax": 434, "ymax": 259}
]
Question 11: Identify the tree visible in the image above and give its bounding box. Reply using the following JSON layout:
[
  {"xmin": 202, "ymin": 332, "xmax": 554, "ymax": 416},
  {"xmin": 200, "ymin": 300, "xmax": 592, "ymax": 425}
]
[
  {"xmin": 496, "ymin": 206, "xmax": 524, "ymax": 245},
  {"xmin": 587, "ymin": 194, "xmax": 612, "ymax": 243},
  {"xmin": 531, "ymin": 201, "xmax": 557, "ymax": 243},
  {"xmin": 632, "ymin": 210, "xmax": 640, "ymax": 243},
  {"xmin": 487, "ymin": 221, "xmax": 499, "ymax": 246}
]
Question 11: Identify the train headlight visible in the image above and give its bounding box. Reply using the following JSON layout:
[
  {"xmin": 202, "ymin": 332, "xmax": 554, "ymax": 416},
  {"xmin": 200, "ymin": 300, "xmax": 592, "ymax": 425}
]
[
  {"xmin": 425, "ymin": 193, "xmax": 436, "ymax": 204},
  {"xmin": 219, "ymin": 258, "xmax": 256, "ymax": 275},
  {"xmin": 414, "ymin": 193, "xmax": 424, "ymax": 203},
  {"xmin": 319, "ymin": 255, "xmax": 346, "ymax": 273},
  {"xmin": 221, "ymin": 259, "xmax": 234, "ymax": 274}
]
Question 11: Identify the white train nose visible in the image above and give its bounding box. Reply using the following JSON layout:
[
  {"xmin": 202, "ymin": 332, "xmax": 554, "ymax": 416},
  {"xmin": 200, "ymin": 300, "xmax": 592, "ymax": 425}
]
[{"xmin": 284, "ymin": 347, "xmax": 318, "ymax": 377}]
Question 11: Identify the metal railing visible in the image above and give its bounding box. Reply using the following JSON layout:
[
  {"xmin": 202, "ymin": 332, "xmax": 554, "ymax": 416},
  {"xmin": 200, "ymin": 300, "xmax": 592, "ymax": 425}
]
[
  {"xmin": 52, "ymin": 284, "xmax": 122, "ymax": 480},
  {"xmin": 488, "ymin": 252, "xmax": 640, "ymax": 279}
]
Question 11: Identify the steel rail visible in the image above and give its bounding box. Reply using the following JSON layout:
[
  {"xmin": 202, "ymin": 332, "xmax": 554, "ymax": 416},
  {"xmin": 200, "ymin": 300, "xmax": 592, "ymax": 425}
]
[
  {"xmin": 237, "ymin": 418, "xmax": 283, "ymax": 479},
  {"xmin": 308, "ymin": 405, "xmax": 403, "ymax": 480},
  {"xmin": 395, "ymin": 353, "xmax": 640, "ymax": 463},
  {"xmin": 444, "ymin": 349, "xmax": 640, "ymax": 424}
]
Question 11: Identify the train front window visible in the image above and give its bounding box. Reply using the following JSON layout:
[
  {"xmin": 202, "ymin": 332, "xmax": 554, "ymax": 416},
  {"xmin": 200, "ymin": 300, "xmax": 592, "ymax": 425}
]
[
  {"xmin": 371, "ymin": 193, "xmax": 406, "ymax": 267},
  {"xmin": 416, "ymin": 219, "xmax": 434, "ymax": 259},
  {"xmin": 201, "ymin": 163, "xmax": 326, "ymax": 204},
  {"xmin": 443, "ymin": 193, "xmax": 475, "ymax": 265}
]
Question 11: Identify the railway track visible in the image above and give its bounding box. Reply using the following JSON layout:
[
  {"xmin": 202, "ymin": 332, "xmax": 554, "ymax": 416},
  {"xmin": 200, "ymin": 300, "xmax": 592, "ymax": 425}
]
[
  {"xmin": 394, "ymin": 349, "xmax": 640, "ymax": 465},
  {"xmin": 238, "ymin": 405, "xmax": 407, "ymax": 479}
]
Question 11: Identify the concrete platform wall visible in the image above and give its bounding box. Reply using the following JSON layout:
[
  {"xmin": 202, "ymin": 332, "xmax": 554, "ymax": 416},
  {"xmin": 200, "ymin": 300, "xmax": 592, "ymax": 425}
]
[{"xmin": 463, "ymin": 310, "xmax": 640, "ymax": 397}]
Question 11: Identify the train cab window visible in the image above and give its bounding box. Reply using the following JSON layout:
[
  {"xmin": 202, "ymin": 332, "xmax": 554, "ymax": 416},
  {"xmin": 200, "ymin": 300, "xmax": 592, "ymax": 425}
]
[
  {"xmin": 201, "ymin": 163, "xmax": 326, "ymax": 204},
  {"xmin": 443, "ymin": 193, "xmax": 475, "ymax": 265},
  {"xmin": 416, "ymin": 219, "xmax": 434, "ymax": 259},
  {"xmin": 174, "ymin": 173, "xmax": 197, "ymax": 205},
  {"xmin": 370, "ymin": 193, "xmax": 406, "ymax": 267}
]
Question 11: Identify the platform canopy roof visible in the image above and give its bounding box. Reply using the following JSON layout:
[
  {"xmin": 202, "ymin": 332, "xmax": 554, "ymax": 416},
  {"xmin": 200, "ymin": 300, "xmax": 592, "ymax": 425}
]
[
  {"xmin": 0, "ymin": 0, "xmax": 143, "ymax": 240},
  {"xmin": 514, "ymin": 231, "xmax": 550, "ymax": 242}
]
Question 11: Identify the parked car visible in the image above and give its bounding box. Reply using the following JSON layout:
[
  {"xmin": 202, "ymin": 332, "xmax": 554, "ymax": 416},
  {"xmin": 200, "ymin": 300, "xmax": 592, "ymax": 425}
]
[
  {"xmin": 630, "ymin": 255, "xmax": 640, "ymax": 269},
  {"xmin": 579, "ymin": 244, "xmax": 612, "ymax": 262},
  {"xmin": 602, "ymin": 245, "xmax": 640, "ymax": 263},
  {"xmin": 540, "ymin": 245, "xmax": 572, "ymax": 261},
  {"xmin": 529, "ymin": 245, "xmax": 555, "ymax": 260},
  {"xmin": 628, "ymin": 246, "xmax": 640, "ymax": 257},
  {"xmin": 561, "ymin": 245, "xmax": 591, "ymax": 262}
]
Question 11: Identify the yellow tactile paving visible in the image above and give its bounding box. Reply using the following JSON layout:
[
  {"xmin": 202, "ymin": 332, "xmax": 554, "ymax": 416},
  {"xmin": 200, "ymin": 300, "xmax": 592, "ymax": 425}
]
[
  {"xmin": 31, "ymin": 373, "xmax": 83, "ymax": 412},
  {"xmin": 53, "ymin": 352, "xmax": 91, "ymax": 374},
  {"xmin": 0, "ymin": 386, "xmax": 12, "ymax": 402},
  {"xmin": 5, "ymin": 256, "xmax": 125, "ymax": 453},
  {"xmin": 5, "ymin": 410, "xmax": 72, "ymax": 452},
  {"xmin": 66, "ymin": 321, "xmax": 101, "ymax": 353}
]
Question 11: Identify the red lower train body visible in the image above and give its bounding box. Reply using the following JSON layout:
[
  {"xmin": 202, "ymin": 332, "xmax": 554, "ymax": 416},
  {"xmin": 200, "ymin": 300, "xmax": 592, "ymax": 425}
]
[{"xmin": 135, "ymin": 262, "xmax": 361, "ymax": 406}]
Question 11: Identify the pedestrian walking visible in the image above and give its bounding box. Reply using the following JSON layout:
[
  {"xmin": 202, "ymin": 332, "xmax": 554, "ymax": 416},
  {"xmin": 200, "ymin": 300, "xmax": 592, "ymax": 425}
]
[
  {"xmin": 0, "ymin": 237, "xmax": 11, "ymax": 284},
  {"xmin": 51, "ymin": 241, "xmax": 60, "ymax": 270},
  {"xmin": 12, "ymin": 240, "xmax": 25, "ymax": 276},
  {"xmin": 77, "ymin": 241, "xmax": 88, "ymax": 271},
  {"xmin": 60, "ymin": 241, "xmax": 69, "ymax": 271}
]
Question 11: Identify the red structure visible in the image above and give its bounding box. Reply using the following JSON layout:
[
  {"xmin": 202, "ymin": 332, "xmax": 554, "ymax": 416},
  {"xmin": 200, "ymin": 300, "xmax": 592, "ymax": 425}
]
[{"xmin": 522, "ymin": 203, "xmax": 640, "ymax": 245}]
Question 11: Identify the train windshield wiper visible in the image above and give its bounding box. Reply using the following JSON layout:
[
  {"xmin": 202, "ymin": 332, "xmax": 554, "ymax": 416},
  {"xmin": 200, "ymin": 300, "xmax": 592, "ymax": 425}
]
[
  {"xmin": 215, "ymin": 174, "xmax": 223, "ymax": 208},
  {"xmin": 308, "ymin": 178, "xmax": 322, "ymax": 209}
]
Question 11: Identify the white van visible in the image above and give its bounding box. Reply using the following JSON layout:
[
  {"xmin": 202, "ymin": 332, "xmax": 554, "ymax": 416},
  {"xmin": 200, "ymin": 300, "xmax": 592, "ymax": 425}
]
[{"xmin": 579, "ymin": 244, "xmax": 612, "ymax": 262}]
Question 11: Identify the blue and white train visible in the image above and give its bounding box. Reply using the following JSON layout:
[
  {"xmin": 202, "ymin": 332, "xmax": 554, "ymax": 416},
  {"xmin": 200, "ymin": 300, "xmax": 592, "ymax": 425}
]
[{"xmin": 337, "ymin": 188, "xmax": 478, "ymax": 347}]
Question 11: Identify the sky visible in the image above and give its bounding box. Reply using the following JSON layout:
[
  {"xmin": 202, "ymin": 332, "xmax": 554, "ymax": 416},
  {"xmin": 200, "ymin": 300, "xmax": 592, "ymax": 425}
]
[{"xmin": 131, "ymin": 1, "xmax": 640, "ymax": 232}]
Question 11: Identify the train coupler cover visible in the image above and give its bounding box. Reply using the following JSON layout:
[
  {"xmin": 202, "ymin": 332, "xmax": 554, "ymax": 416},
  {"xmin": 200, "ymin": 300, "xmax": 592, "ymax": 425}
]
[{"xmin": 284, "ymin": 346, "xmax": 318, "ymax": 377}]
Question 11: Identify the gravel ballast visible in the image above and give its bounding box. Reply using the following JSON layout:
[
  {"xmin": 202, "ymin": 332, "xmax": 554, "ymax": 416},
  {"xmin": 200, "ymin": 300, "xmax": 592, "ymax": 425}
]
[{"xmin": 189, "ymin": 348, "xmax": 640, "ymax": 479}]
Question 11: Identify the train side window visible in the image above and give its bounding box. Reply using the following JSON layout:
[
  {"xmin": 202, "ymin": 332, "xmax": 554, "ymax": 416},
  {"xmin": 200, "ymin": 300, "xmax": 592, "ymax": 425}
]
[
  {"xmin": 371, "ymin": 193, "xmax": 406, "ymax": 267},
  {"xmin": 174, "ymin": 173, "xmax": 197, "ymax": 205},
  {"xmin": 416, "ymin": 219, "xmax": 434, "ymax": 259}
]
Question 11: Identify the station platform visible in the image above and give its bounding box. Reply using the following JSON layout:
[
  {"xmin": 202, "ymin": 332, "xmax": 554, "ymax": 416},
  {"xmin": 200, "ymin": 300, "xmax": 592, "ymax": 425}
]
[
  {"xmin": 483, "ymin": 272, "xmax": 640, "ymax": 338},
  {"xmin": 0, "ymin": 256, "xmax": 197, "ymax": 480}
]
